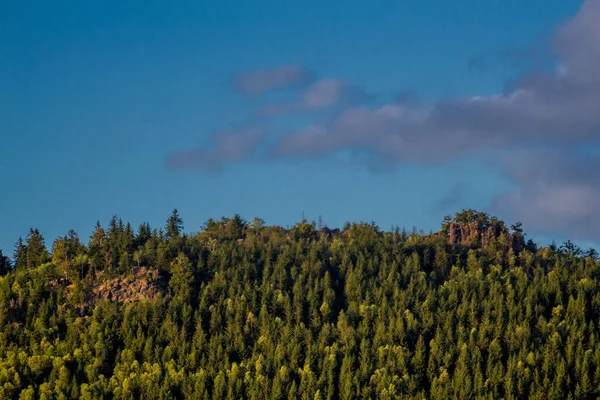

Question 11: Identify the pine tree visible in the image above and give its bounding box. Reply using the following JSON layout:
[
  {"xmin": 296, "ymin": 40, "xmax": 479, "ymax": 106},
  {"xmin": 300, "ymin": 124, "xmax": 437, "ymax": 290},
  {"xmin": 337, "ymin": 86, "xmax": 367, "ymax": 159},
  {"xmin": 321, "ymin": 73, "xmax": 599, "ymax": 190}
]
[
  {"xmin": 136, "ymin": 222, "xmax": 152, "ymax": 247},
  {"xmin": 13, "ymin": 236, "xmax": 27, "ymax": 269},
  {"xmin": 25, "ymin": 228, "xmax": 49, "ymax": 268},
  {"xmin": 0, "ymin": 248, "xmax": 11, "ymax": 275},
  {"xmin": 339, "ymin": 354, "xmax": 354, "ymax": 400},
  {"xmin": 411, "ymin": 335, "xmax": 427, "ymax": 391},
  {"xmin": 170, "ymin": 253, "xmax": 194, "ymax": 301},
  {"xmin": 52, "ymin": 229, "xmax": 82, "ymax": 281},
  {"xmin": 166, "ymin": 209, "xmax": 184, "ymax": 239}
]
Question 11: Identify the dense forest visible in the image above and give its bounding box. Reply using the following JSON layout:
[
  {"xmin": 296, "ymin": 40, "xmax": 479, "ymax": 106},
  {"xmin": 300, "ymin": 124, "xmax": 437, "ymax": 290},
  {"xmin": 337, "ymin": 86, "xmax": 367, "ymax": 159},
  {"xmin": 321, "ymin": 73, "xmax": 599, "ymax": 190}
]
[{"xmin": 0, "ymin": 209, "xmax": 599, "ymax": 399}]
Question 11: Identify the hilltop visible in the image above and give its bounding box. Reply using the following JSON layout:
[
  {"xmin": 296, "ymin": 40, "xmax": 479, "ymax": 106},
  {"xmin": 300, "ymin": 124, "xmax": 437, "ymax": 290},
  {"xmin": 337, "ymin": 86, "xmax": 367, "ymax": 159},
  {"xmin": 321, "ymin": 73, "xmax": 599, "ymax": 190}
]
[{"xmin": 0, "ymin": 209, "xmax": 598, "ymax": 399}]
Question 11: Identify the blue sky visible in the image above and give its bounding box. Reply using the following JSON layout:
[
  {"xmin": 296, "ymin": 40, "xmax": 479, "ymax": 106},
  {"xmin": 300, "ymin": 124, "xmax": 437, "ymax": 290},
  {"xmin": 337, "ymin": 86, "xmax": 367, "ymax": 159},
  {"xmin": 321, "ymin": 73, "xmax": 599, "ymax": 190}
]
[{"xmin": 2, "ymin": 0, "xmax": 599, "ymax": 255}]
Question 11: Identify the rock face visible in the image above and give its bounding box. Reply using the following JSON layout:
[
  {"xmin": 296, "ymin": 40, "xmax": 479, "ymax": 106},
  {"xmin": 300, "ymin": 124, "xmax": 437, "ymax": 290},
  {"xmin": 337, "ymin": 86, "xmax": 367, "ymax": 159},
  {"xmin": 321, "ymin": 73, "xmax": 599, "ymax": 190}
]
[
  {"xmin": 90, "ymin": 267, "xmax": 168, "ymax": 304},
  {"xmin": 446, "ymin": 222, "xmax": 524, "ymax": 252},
  {"xmin": 447, "ymin": 222, "xmax": 505, "ymax": 248}
]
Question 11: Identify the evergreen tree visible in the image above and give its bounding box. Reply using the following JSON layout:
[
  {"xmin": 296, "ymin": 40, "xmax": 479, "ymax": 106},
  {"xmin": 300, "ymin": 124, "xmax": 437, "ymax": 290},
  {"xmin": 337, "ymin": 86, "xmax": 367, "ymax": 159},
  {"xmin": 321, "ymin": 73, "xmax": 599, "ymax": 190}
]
[
  {"xmin": 0, "ymin": 249, "xmax": 11, "ymax": 275},
  {"xmin": 52, "ymin": 229, "xmax": 82, "ymax": 281},
  {"xmin": 25, "ymin": 228, "xmax": 49, "ymax": 268},
  {"xmin": 166, "ymin": 209, "xmax": 184, "ymax": 239},
  {"xmin": 88, "ymin": 221, "xmax": 106, "ymax": 277},
  {"xmin": 170, "ymin": 253, "xmax": 194, "ymax": 301},
  {"xmin": 13, "ymin": 236, "xmax": 27, "ymax": 269}
]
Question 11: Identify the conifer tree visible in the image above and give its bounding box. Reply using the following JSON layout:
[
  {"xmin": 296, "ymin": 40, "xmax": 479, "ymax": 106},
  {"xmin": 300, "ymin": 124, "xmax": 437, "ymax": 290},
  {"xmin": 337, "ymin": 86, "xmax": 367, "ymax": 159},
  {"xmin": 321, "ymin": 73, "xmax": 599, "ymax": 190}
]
[
  {"xmin": 166, "ymin": 209, "xmax": 184, "ymax": 239},
  {"xmin": 12, "ymin": 236, "xmax": 27, "ymax": 269},
  {"xmin": 25, "ymin": 228, "xmax": 49, "ymax": 268},
  {"xmin": 0, "ymin": 249, "xmax": 11, "ymax": 276}
]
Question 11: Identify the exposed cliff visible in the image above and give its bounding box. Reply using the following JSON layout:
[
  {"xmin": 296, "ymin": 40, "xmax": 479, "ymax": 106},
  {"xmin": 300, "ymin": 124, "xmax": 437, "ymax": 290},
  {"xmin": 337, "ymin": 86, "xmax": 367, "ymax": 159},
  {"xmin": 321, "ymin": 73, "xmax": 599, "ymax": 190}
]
[
  {"xmin": 443, "ymin": 210, "xmax": 525, "ymax": 252},
  {"xmin": 89, "ymin": 267, "xmax": 168, "ymax": 304}
]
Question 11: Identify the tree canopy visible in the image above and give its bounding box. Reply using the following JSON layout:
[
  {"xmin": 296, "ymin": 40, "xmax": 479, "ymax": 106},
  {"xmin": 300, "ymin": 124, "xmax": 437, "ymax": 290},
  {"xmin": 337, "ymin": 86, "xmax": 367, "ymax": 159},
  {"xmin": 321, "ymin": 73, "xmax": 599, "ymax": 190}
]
[{"xmin": 0, "ymin": 209, "xmax": 599, "ymax": 399}]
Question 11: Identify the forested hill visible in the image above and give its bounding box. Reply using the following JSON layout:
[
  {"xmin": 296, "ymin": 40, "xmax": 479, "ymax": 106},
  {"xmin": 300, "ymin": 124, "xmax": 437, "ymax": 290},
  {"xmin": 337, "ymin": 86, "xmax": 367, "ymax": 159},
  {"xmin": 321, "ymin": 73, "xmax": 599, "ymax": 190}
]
[{"xmin": 0, "ymin": 210, "xmax": 599, "ymax": 399}]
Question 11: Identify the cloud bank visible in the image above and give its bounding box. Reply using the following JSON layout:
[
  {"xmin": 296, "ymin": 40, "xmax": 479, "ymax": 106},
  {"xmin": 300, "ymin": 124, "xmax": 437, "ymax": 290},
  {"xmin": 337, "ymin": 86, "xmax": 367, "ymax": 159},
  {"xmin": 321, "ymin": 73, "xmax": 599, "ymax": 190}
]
[
  {"xmin": 274, "ymin": 1, "xmax": 600, "ymax": 163},
  {"xmin": 166, "ymin": 1, "xmax": 600, "ymax": 240}
]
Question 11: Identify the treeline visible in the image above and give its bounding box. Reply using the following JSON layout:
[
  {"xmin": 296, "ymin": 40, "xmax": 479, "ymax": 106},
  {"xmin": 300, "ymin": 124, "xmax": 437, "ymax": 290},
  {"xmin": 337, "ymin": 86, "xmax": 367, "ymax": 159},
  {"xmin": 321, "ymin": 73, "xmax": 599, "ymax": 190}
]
[{"xmin": 0, "ymin": 210, "xmax": 599, "ymax": 399}]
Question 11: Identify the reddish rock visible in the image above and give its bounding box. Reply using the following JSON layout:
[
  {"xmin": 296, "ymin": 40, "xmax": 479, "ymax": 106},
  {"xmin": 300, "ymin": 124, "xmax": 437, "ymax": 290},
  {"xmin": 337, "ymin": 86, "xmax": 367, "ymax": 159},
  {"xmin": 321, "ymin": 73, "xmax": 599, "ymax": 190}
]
[
  {"xmin": 446, "ymin": 222, "xmax": 521, "ymax": 252},
  {"xmin": 89, "ymin": 267, "xmax": 168, "ymax": 304},
  {"xmin": 448, "ymin": 222, "xmax": 483, "ymax": 247}
]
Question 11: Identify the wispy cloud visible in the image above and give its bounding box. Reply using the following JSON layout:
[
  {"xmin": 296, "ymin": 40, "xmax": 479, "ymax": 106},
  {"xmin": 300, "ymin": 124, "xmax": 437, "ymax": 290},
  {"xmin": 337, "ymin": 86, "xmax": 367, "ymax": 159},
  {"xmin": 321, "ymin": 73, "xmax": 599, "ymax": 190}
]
[
  {"xmin": 260, "ymin": 78, "xmax": 372, "ymax": 117},
  {"xmin": 232, "ymin": 65, "xmax": 316, "ymax": 96},
  {"xmin": 165, "ymin": 128, "xmax": 266, "ymax": 171}
]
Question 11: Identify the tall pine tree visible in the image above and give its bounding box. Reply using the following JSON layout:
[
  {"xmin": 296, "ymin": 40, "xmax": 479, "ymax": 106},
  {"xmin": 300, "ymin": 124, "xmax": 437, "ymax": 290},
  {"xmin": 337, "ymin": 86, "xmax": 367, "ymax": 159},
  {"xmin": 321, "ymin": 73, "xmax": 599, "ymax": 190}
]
[{"xmin": 0, "ymin": 249, "xmax": 11, "ymax": 275}]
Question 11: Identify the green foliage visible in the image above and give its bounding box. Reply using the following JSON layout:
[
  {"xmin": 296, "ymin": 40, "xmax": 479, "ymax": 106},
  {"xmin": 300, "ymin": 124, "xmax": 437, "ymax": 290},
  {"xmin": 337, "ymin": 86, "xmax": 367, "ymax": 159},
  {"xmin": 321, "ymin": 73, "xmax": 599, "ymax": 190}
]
[
  {"xmin": 166, "ymin": 209, "xmax": 184, "ymax": 240},
  {"xmin": 25, "ymin": 228, "xmax": 50, "ymax": 269},
  {"xmin": 170, "ymin": 253, "xmax": 194, "ymax": 302},
  {"xmin": 0, "ymin": 210, "xmax": 599, "ymax": 398}
]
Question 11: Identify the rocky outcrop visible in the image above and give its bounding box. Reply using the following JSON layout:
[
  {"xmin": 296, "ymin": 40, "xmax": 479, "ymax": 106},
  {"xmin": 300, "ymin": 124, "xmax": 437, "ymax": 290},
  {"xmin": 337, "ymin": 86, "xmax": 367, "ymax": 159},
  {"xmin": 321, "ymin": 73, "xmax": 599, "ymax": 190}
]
[
  {"xmin": 89, "ymin": 267, "xmax": 168, "ymax": 304},
  {"xmin": 447, "ymin": 222, "xmax": 505, "ymax": 247},
  {"xmin": 446, "ymin": 221, "xmax": 525, "ymax": 253}
]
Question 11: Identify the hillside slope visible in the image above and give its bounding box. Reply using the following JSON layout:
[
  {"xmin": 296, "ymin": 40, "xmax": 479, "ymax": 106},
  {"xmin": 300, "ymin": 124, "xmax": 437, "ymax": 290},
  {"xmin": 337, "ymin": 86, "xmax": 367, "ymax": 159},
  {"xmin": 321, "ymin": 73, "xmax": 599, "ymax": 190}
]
[{"xmin": 0, "ymin": 210, "xmax": 599, "ymax": 399}]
